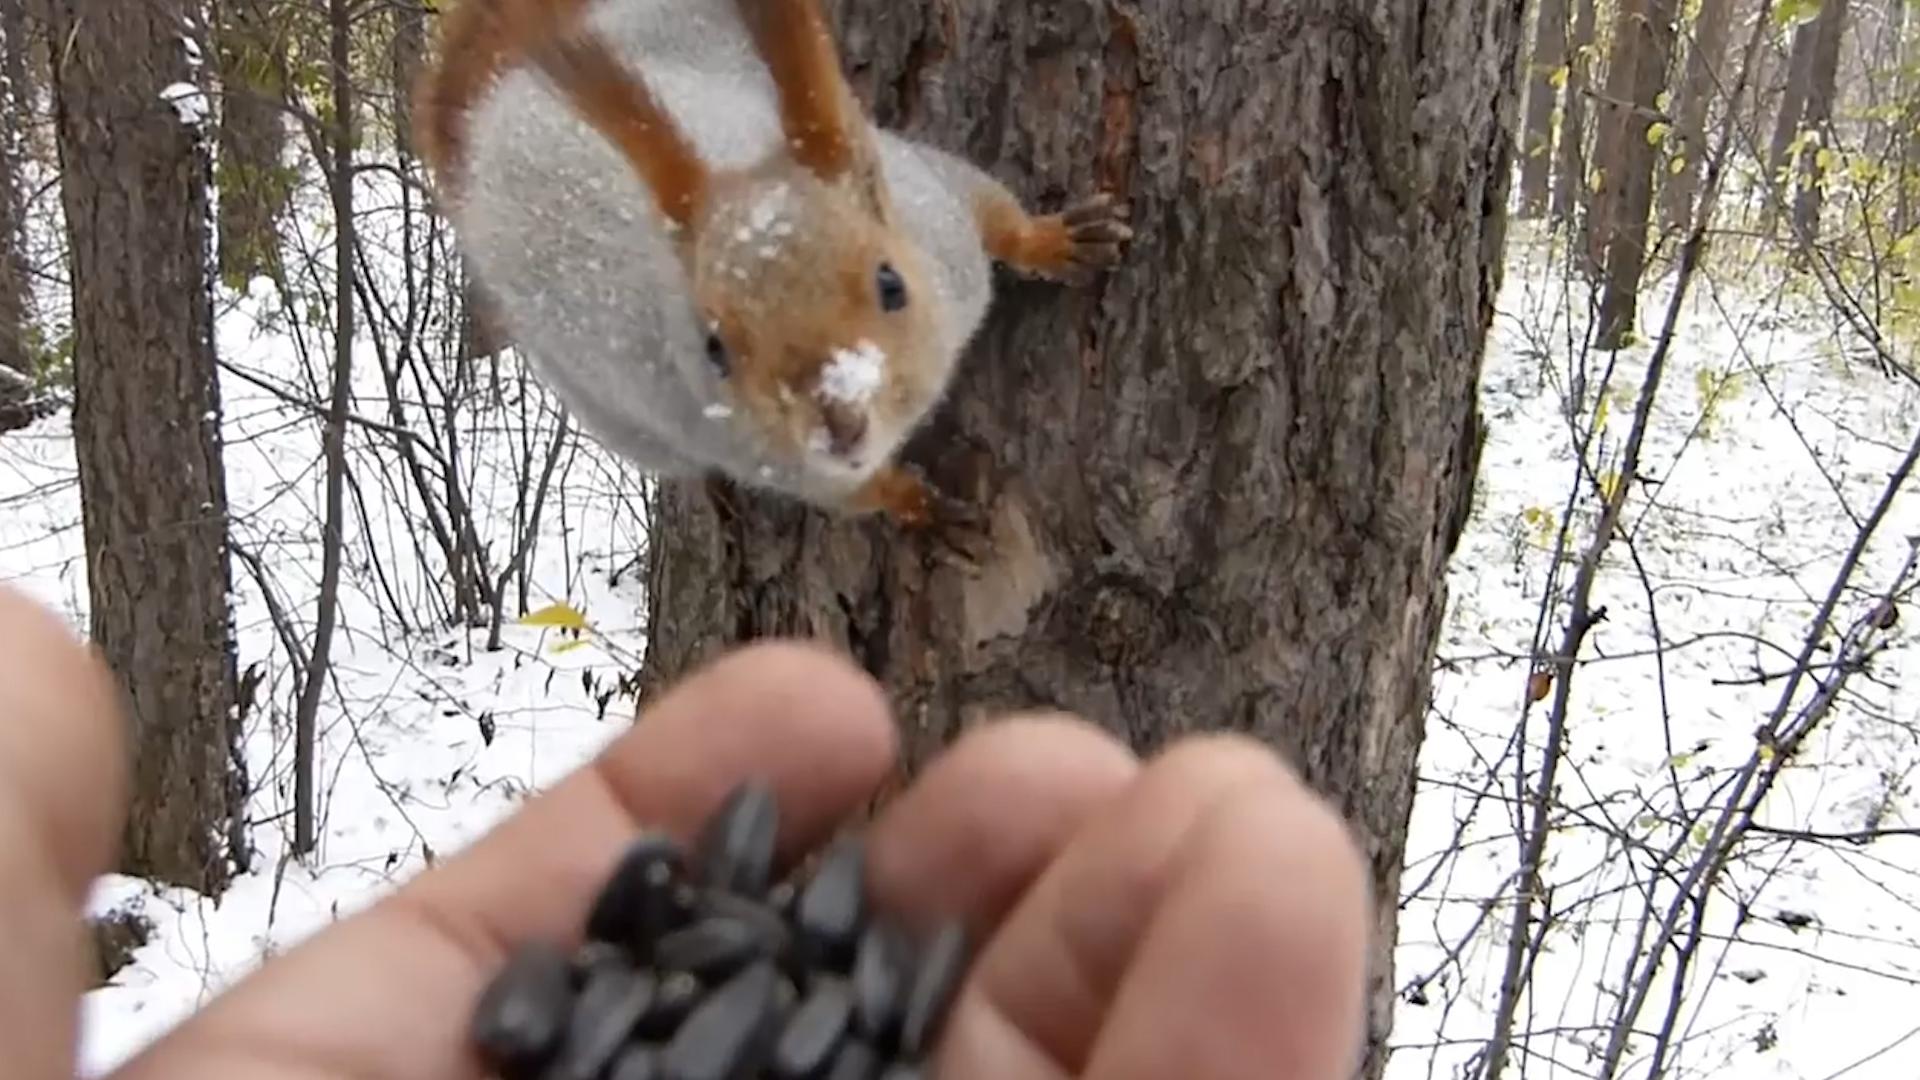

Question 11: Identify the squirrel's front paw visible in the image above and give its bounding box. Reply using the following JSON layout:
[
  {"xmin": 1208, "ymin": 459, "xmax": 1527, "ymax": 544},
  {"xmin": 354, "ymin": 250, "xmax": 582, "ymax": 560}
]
[
  {"xmin": 1035, "ymin": 192, "xmax": 1133, "ymax": 285},
  {"xmin": 848, "ymin": 464, "xmax": 993, "ymax": 569}
]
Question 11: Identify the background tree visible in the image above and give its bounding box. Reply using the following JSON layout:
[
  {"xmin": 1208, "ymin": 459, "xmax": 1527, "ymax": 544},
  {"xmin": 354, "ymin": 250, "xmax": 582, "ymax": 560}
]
[
  {"xmin": 46, "ymin": 0, "xmax": 239, "ymax": 894},
  {"xmin": 0, "ymin": 2, "xmax": 34, "ymax": 381},
  {"xmin": 635, "ymin": 1, "xmax": 1519, "ymax": 1073},
  {"xmin": 215, "ymin": 0, "xmax": 293, "ymax": 286},
  {"xmin": 1520, "ymin": 0, "xmax": 1572, "ymax": 218},
  {"xmin": 1590, "ymin": 0, "xmax": 1677, "ymax": 346},
  {"xmin": 1663, "ymin": 0, "xmax": 1740, "ymax": 231},
  {"xmin": 1552, "ymin": 0, "xmax": 1600, "ymax": 225},
  {"xmin": 1791, "ymin": 0, "xmax": 1850, "ymax": 243}
]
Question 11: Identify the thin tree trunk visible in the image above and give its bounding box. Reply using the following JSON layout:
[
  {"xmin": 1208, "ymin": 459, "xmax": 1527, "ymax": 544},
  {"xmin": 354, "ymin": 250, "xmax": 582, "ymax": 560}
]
[
  {"xmin": 1662, "ymin": 0, "xmax": 1737, "ymax": 231},
  {"xmin": 1592, "ymin": 0, "xmax": 1677, "ymax": 347},
  {"xmin": 1553, "ymin": 0, "xmax": 1600, "ymax": 226},
  {"xmin": 1902, "ymin": 0, "xmax": 1920, "ymax": 234},
  {"xmin": 47, "ymin": 0, "xmax": 239, "ymax": 895},
  {"xmin": 214, "ymin": 0, "xmax": 289, "ymax": 286},
  {"xmin": 637, "ymin": 2, "xmax": 1518, "ymax": 1075},
  {"xmin": 1791, "ymin": 0, "xmax": 1848, "ymax": 245},
  {"xmin": 291, "ymin": 0, "xmax": 357, "ymax": 857},
  {"xmin": 0, "ymin": 2, "xmax": 33, "ymax": 378},
  {"xmin": 1520, "ymin": 0, "xmax": 1572, "ymax": 217},
  {"xmin": 392, "ymin": 0, "xmax": 426, "ymax": 160},
  {"xmin": 1763, "ymin": 16, "xmax": 1819, "ymax": 236}
]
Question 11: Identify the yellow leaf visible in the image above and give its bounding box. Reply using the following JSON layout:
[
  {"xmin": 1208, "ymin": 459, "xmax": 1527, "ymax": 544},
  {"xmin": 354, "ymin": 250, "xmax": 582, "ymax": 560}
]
[
  {"xmin": 1646, "ymin": 121, "xmax": 1671, "ymax": 147},
  {"xmin": 552, "ymin": 638, "xmax": 593, "ymax": 654},
  {"xmin": 520, "ymin": 602, "xmax": 589, "ymax": 631},
  {"xmin": 1599, "ymin": 470, "xmax": 1624, "ymax": 502},
  {"xmin": 1589, "ymin": 167, "xmax": 1606, "ymax": 192},
  {"xmin": 1669, "ymin": 155, "xmax": 1687, "ymax": 175},
  {"xmin": 1758, "ymin": 742, "xmax": 1776, "ymax": 764},
  {"xmin": 1654, "ymin": 91, "xmax": 1673, "ymax": 113},
  {"xmin": 1594, "ymin": 392, "xmax": 1612, "ymax": 431},
  {"xmin": 1549, "ymin": 65, "xmax": 1569, "ymax": 89}
]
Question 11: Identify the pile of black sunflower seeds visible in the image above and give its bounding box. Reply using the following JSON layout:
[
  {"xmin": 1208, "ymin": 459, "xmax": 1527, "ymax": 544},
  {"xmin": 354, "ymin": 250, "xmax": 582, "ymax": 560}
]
[{"xmin": 469, "ymin": 778, "xmax": 972, "ymax": 1079}]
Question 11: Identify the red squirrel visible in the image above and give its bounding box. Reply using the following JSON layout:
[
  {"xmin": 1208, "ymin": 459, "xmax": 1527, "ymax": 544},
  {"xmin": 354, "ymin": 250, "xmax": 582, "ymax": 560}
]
[{"xmin": 413, "ymin": 0, "xmax": 1130, "ymax": 529}]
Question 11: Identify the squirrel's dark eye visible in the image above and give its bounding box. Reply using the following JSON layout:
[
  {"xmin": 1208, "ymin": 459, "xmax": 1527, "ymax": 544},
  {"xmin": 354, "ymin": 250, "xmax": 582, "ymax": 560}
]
[
  {"xmin": 705, "ymin": 331, "xmax": 730, "ymax": 377},
  {"xmin": 875, "ymin": 262, "xmax": 908, "ymax": 312}
]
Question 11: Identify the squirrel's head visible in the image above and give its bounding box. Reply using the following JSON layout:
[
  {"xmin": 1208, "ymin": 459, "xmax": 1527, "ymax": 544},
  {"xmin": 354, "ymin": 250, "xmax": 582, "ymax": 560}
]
[{"xmin": 686, "ymin": 162, "xmax": 943, "ymax": 485}]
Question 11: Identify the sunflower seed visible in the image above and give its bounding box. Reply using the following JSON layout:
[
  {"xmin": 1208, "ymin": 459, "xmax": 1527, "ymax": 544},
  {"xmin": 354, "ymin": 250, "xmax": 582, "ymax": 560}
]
[
  {"xmin": 550, "ymin": 966, "xmax": 656, "ymax": 1080},
  {"xmin": 823, "ymin": 1038, "xmax": 879, "ymax": 1080},
  {"xmin": 698, "ymin": 779, "xmax": 780, "ymax": 897},
  {"xmin": 795, "ymin": 838, "xmax": 866, "ymax": 965},
  {"xmin": 585, "ymin": 834, "xmax": 688, "ymax": 955},
  {"xmin": 655, "ymin": 913, "xmax": 784, "ymax": 980},
  {"xmin": 637, "ymin": 970, "xmax": 703, "ymax": 1038},
  {"xmin": 897, "ymin": 921, "xmax": 968, "ymax": 1059},
  {"xmin": 470, "ymin": 942, "xmax": 574, "ymax": 1080},
  {"xmin": 660, "ymin": 960, "xmax": 782, "ymax": 1080},
  {"xmin": 696, "ymin": 890, "xmax": 794, "ymax": 960},
  {"xmin": 771, "ymin": 978, "xmax": 853, "ymax": 1077},
  {"xmin": 850, "ymin": 921, "xmax": 909, "ymax": 1045},
  {"xmin": 607, "ymin": 1043, "xmax": 662, "ymax": 1080}
]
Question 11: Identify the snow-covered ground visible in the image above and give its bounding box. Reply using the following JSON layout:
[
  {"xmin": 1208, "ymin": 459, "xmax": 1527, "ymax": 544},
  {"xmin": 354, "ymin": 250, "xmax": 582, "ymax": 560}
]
[{"xmin": 3, "ymin": 194, "xmax": 1916, "ymax": 1076}]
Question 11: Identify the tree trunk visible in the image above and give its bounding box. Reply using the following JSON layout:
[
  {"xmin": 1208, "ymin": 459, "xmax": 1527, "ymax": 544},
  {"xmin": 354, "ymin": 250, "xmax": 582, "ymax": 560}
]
[
  {"xmin": 1591, "ymin": 0, "xmax": 1676, "ymax": 347},
  {"xmin": 214, "ymin": 0, "xmax": 289, "ymax": 286},
  {"xmin": 1661, "ymin": 0, "xmax": 1737, "ymax": 231},
  {"xmin": 1519, "ymin": 0, "xmax": 1571, "ymax": 217},
  {"xmin": 638, "ymin": 1, "xmax": 1518, "ymax": 1074},
  {"xmin": 391, "ymin": 0, "xmax": 426, "ymax": 160},
  {"xmin": 47, "ymin": 0, "xmax": 239, "ymax": 895},
  {"xmin": 1764, "ymin": 16, "xmax": 1819, "ymax": 236},
  {"xmin": 1790, "ymin": 0, "xmax": 1848, "ymax": 245},
  {"xmin": 1902, "ymin": 0, "xmax": 1920, "ymax": 234},
  {"xmin": 0, "ymin": 1, "xmax": 34, "ymax": 378},
  {"xmin": 1552, "ymin": 0, "xmax": 1599, "ymax": 225}
]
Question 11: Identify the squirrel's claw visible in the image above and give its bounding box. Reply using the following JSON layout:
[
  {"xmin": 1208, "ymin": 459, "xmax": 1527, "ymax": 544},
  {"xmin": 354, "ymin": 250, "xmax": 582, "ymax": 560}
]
[
  {"xmin": 1043, "ymin": 192, "xmax": 1133, "ymax": 285},
  {"xmin": 848, "ymin": 464, "xmax": 992, "ymax": 571}
]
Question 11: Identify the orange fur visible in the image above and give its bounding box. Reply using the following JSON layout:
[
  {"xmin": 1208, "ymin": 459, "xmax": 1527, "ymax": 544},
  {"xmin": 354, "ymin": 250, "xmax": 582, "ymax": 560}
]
[
  {"xmin": 526, "ymin": 34, "xmax": 711, "ymax": 228},
  {"xmin": 846, "ymin": 464, "xmax": 936, "ymax": 528},
  {"xmin": 413, "ymin": 0, "xmax": 591, "ymax": 192},
  {"xmin": 735, "ymin": 0, "xmax": 869, "ymax": 185},
  {"xmin": 415, "ymin": 0, "xmax": 708, "ymax": 230},
  {"xmin": 976, "ymin": 193, "xmax": 1077, "ymax": 277}
]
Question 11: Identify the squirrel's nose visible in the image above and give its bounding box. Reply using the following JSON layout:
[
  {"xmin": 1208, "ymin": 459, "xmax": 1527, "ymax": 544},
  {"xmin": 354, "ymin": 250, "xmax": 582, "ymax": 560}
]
[{"xmin": 819, "ymin": 401, "xmax": 869, "ymax": 457}]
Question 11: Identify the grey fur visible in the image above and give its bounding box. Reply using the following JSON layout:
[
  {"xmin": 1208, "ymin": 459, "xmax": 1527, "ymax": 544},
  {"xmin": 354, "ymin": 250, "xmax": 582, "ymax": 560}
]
[{"xmin": 451, "ymin": 0, "xmax": 998, "ymax": 503}]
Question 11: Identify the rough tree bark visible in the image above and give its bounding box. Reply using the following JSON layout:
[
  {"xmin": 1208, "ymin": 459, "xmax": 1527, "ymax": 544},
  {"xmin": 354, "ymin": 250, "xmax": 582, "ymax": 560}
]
[
  {"xmin": 214, "ymin": 0, "xmax": 290, "ymax": 286},
  {"xmin": 47, "ymin": 0, "xmax": 239, "ymax": 894},
  {"xmin": 1551, "ymin": 0, "xmax": 1599, "ymax": 225},
  {"xmin": 1590, "ymin": 0, "xmax": 1676, "ymax": 347},
  {"xmin": 1662, "ymin": 0, "xmax": 1737, "ymax": 231},
  {"xmin": 1519, "ymin": 0, "xmax": 1571, "ymax": 216},
  {"xmin": 637, "ymin": 0, "xmax": 1520, "ymax": 1074},
  {"xmin": 1790, "ymin": 0, "xmax": 1848, "ymax": 245}
]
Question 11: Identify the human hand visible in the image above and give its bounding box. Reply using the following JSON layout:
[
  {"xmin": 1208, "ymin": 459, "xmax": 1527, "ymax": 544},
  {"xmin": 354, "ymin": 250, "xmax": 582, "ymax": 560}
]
[{"xmin": 0, "ymin": 583, "xmax": 1370, "ymax": 1079}]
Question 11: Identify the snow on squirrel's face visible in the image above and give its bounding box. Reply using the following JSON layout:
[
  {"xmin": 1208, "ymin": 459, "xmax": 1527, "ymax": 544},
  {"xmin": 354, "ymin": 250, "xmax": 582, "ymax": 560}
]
[{"xmin": 689, "ymin": 164, "xmax": 944, "ymax": 484}]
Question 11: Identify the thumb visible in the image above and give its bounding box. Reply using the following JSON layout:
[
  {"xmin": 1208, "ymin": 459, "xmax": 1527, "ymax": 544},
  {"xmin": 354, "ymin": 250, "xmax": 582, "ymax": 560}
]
[{"xmin": 0, "ymin": 586, "xmax": 130, "ymax": 1077}]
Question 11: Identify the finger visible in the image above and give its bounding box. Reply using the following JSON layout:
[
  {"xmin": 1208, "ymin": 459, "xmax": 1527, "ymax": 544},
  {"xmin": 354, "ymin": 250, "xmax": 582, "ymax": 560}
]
[
  {"xmin": 935, "ymin": 735, "xmax": 1308, "ymax": 1077},
  {"xmin": 866, "ymin": 713, "xmax": 1139, "ymax": 936},
  {"xmin": 1083, "ymin": 782, "xmax": 1371, "ymax": 1079},
  {"xmin": 110, "ymin": 640, "xmax": 896, "ymax": 1080},
  {"xmin": 0, "ymin": 586, "xmax": 129, "ymax": 1079}
]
